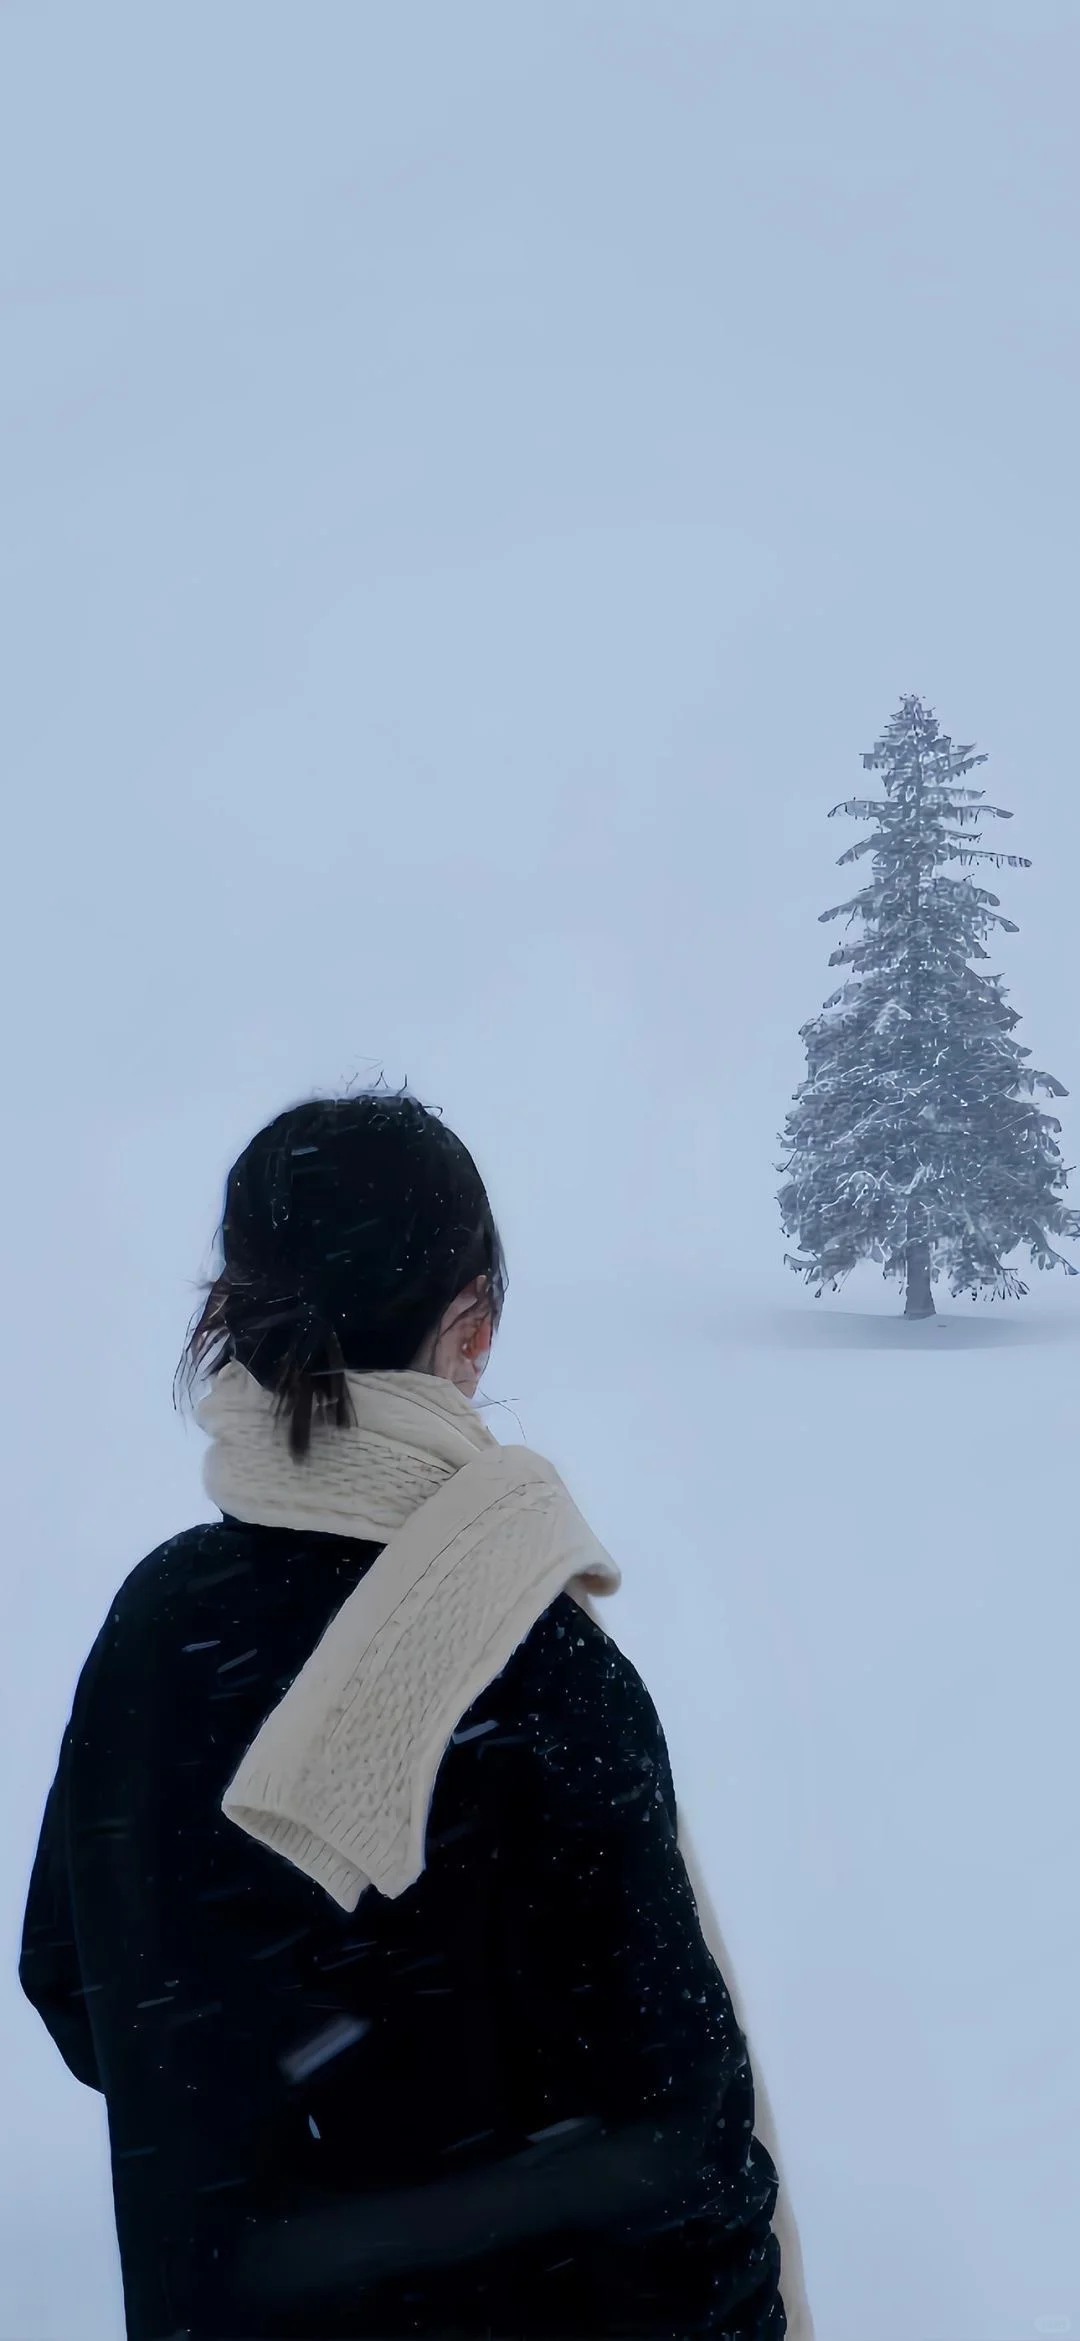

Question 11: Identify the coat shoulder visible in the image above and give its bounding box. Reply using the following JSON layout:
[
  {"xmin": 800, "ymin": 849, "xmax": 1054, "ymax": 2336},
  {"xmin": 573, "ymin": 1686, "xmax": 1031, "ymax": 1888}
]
[
  {"xmin": 505, "ymin": 1591, "xmax": 653, "ymax": 1713},
  {"xmin": 65, "ymin": 1523, "xmax": 262, "ymax": 1739},
  {"xmin": 487, "ymin": 1594, "xmax": 677, "ymax": 1824},
  {"xmin": 107, "ymin": 1521, "xmax": 249, "ymax": 1622}
]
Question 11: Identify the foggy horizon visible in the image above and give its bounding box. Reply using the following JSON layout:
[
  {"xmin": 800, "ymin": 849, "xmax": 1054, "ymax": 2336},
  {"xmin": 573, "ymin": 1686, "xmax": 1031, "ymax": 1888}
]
[{"xmin": 3, "ymin": 7, "xmax": 1078, "ymax": 2338}]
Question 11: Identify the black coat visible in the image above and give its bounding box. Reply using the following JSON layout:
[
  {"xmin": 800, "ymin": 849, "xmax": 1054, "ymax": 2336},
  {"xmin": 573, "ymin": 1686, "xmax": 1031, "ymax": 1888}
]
[{"xmin": 20, "ymin": 1518, "xmax": 786, "ymax": 2341}]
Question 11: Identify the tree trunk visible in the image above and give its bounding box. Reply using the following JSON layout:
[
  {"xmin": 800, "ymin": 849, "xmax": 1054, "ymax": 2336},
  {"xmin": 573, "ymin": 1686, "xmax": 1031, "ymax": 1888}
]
[{"xmin": 904, "ymin": 1240, "xmax": 935, "ymax": 1318}]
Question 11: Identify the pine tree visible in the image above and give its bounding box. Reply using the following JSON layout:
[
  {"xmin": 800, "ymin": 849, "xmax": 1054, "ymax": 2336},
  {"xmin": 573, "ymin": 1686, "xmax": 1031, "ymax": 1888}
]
[{"xmin": 778, "ymin": 694, "xmax": 1080, "ymax": 1316}]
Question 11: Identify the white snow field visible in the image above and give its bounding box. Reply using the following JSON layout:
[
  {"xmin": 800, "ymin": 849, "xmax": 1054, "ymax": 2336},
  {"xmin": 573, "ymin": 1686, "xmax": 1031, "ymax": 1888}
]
[
  {"xmin": 3, "ymin": 6, "xmax": 1079, "ymax": 2337},
  {"xmin": 6, "ymin": 1239, "xmax": 1080, "ymax": 2341}
]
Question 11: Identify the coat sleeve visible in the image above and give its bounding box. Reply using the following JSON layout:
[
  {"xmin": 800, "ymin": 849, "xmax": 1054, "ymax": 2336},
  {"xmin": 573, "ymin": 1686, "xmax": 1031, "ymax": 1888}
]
[
  {"xmin": 489, "ymin": 1597, "xmax": 789, "ymax": 2328},
  {"xmin": 678, "ymin": 1809, "xmax": 816, "ymax": 2341},
  {"xmin": 504, "ymin": 1601, "xmax": 769, "ymax": 2120},
  {"xmin": 19, "ymin": 1729, "xmax": 102, "ymax": 2094}
]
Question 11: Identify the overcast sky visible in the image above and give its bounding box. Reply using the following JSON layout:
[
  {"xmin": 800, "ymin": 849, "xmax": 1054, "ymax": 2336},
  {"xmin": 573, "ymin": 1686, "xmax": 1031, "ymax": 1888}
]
[{"xmin": 3, "ymin": 7, "xmax": 1079, "ymax": 2338}]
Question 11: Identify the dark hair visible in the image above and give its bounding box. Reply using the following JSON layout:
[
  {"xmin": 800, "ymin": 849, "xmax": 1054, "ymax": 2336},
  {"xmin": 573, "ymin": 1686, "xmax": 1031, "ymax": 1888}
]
[{"xmin": 176, "ymin": 1088, "xmax": 506, "ymax": 1458}]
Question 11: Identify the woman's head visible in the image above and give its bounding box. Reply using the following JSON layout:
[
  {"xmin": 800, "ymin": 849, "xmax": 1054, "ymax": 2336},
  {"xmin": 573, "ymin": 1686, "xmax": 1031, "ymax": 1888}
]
[{"xmin": 178, "ymin": 1088, "xmax": 506, "ymax": 1457}]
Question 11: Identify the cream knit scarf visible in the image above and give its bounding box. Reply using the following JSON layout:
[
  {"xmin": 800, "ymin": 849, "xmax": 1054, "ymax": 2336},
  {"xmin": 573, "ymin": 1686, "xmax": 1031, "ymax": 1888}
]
[
  {"xmin": 196, "ymin": 1359, "xmax": 813, "ymax": 2340},
  {"xmin": 198, "ymin": 1362, "xmax": 621, "ymax": 1909}
]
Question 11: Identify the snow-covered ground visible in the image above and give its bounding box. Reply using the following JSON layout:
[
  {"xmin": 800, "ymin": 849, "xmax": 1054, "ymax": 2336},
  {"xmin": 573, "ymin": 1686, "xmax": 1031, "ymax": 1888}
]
[
  {"xmin": 3, "ymin": 8, "xmax": 1079, "ymax": 2336},
  {"xmin": 506, "ymin": 1271, "xmax": 1080, "ymax": 2341},
  {"xmin": 7, "ymin": 1244, "xmax": 1079, "ymax": 2341}
]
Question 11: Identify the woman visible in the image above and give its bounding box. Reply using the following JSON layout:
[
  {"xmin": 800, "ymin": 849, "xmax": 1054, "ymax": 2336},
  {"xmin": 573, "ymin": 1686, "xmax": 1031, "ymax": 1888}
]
[{"xmin": 20, "ymin": 1090, "xmax": 812, "ymax": 2341}]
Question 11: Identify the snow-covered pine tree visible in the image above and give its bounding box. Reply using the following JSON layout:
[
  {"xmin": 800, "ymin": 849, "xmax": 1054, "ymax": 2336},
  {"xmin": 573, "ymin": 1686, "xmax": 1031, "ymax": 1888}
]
[{"xmin": 778, "ymin": 693, "xmax": 1080, "ymax": 1317}]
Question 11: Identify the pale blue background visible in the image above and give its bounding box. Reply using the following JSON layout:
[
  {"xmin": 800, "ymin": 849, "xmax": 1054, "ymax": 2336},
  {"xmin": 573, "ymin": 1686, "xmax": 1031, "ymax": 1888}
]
[{"xmin": 3, "ymin": 6, "xmax": 1078, "ymax": 2337}]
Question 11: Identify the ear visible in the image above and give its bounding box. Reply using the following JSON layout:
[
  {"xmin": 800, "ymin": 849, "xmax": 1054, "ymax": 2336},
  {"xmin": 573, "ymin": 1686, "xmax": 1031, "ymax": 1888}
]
[
  {"xmin": 463, "ymin": 1313, "xmax": 492, "ymax": 1363},
  {"xmin": 440, "ymin": 1276, "xmax": 489, "ymax": 1337}
]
